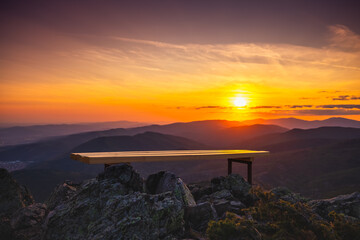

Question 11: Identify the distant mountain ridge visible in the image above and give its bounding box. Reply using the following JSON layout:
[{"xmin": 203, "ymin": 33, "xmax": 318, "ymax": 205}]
[
  {"xmin": 238, "ymin": 126, "xmax": 360, "ymax": 150},
  {"xmin": 240, "ymin": 117, "xmax": 360, "ymax": 129},
  {"xmin": 0, "ymin": 121, "xmax": 148, "ymax": 146},
  {"xmin": 1, "ymin": 117, "xmax": 359, "ymax": 146}
]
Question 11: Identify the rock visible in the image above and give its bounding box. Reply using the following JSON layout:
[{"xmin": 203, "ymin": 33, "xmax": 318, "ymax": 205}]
[
  {"xmin": 309, "ymin": 192, "xmax": 360, "ymax": 219},
  {"xmin": 43, "ymin": 168, "xmax": 185, "ymax": 240},
  {"xmin": 0, "ymin": 168, "xmax": 35, "ymax": 239},
  {"xmin": 211, "ymin": 174, "xmax": 253, "ymax": 205},
  {"xmin": 0, "ymin": 168, "xmax": 34, "ymax": 217},
  {"xmin": 188, "ymin": 182, "xmax": 212, "ymax": 202},
  {"xmin": 270, "ymin": 187, "xmax": 308, "ymax": 203},
  {"xmin": 213, "ymin": 200, "xmax": 246, "ymax": 218},
  {"xmin": 10, "ymin": 203, "xmax": 47, "ymax": 240},
  {"xmin": 146, "ymin": 171, "xmax": 196, "ymax": 207},
  {"xmin": 97, "ymin": 163, "xmax": 144, "ymax": 192},
  {"xmin": 185, "ymin": 202, "xmax": 216, "ymax": 232},
  {"xmin": 46, "ymin": 180, "xmax": 79, "ymax": 211}
]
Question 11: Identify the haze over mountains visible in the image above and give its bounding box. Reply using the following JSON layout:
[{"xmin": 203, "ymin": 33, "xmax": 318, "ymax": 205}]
[
  {"xmin": 1, "ymin": 117, "xmax": 359, "ymax": 201},
  {"xmin": 1, "ymin": 117, "xmax": 359, "ymax": 147},
  {"xmin": 0, "ymin": 121, "xmax": 148, "ymax": 146}
]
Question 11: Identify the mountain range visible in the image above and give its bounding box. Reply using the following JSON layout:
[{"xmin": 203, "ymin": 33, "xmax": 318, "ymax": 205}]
[
  {"xmin": 0, "ymin": 120, "xmax": 147, "ymax": 146},
  {"xmin": 1, "ymin": 117, "xmax": 359, "ymax": 147},
  {"xmin": 0, "ymin": 118, "xmax": 359, "ymax": 201}
]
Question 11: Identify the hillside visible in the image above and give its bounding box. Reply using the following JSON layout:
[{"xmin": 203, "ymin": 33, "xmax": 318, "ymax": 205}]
[
  {"xmin": 12, "ymin": 132, "xmax": 208, "ymax": 201},
  {"xmin": 0, "ymin": 121, "xmax": 147, "ymax": 146},
  {"xmin": 239, "ymin": 126, "xmax": 360, "ymax": 150},
  {"xmin": 4, "ymin": 125, "xmax": 360, "ymax": 201},
  {"xmin": 253, "ymin": 138, "xmax": 360, "ymax": 198},
  {"xmin": 0, "ymin": 121, "xmax": 284, "ymax": 165},
  {"xmin": 241, "ymin": 117, "xmax": 360, "ymax": 129}
]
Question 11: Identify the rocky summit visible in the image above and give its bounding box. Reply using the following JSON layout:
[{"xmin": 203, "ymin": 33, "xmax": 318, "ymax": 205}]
[{"xmin": 0, "ymin": 166, "xmax": 359, "ymax": 240}]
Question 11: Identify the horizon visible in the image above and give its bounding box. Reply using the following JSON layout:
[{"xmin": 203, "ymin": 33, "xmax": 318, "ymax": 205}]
[
  {"xmin": 0, "ymin": 116, "xmax": 359, "ymax": 128},
  {"xmin": 1, "ymin": 1, "xmax": 360, "ymax": 124}
]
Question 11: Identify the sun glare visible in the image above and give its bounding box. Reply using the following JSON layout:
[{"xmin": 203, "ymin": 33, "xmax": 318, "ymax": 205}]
[{"xmin": 233, "ymin": 96, "xmax": 247, "ymax": 107}]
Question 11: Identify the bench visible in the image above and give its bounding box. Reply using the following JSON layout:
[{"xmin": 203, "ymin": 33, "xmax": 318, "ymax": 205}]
[{"xmin": 71, "ymin": 149, "xmax": 269, "ymax": 184}]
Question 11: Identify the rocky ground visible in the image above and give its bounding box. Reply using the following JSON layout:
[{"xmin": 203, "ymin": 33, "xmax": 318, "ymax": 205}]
[{"xmin": 0, "ymin": 166, "xmax": 359, "ymax": 240}]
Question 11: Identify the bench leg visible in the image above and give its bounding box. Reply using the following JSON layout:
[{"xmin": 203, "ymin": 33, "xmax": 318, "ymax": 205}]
[
  {"xmin": 247, "ymin": 161, "xmax": 252, "ymax": 185},
  {"xmin": 228, "ymin": 159, "xmax": 232, "ymax": 175},
  {"xmin": 227, "ymin": 158, "xmax": 253, "ymax": 185}
]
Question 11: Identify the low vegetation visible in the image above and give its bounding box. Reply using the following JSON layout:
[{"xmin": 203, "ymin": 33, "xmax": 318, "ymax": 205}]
[{"xmin": 206, "ymin": 188, "xmax": 360, "ymax": 240}]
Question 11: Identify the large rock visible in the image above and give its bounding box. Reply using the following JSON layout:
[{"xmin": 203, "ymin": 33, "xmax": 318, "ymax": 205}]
[
  {"xmin": 0, "ymin": 168, "xmax": 34, "ymax": 216},
  {"xmin": 188, "ymin": 182, "xmax": 212, "ymax": 202},
  {"xmin": 146, "ymin": 171, "xmax": 196, "ymax": 207},
  {"xmin": 185, "ymin": 202, "xmax": 216, "ymax": 232},
  {"xmin": 97, "ymin": 163, "xmax": 144, "ymax": 192},
  {"xmin": 43, "ymin": 166, "xmax": 185, "ymax": 240},
  {"xmin": 212, "ymin": 200, "xmax": 246, "ymax": 218},
  {"xmin": 0, "ymin": 168, "xmax": 35, "ymax": 239},
  {"xmin": 10, "ymin": 203, "xmax": 47, "ymax": 240},
  {"xmin": 211, "ymin": 174, "xmax": 253, "ymax": 205},
  {"xmin": 46, "ymin": 180, "xmax": 79, "ymax": 211},
  {"xmin": 309, "ymin": 192, "xmax": 360, "ymax": 219}
]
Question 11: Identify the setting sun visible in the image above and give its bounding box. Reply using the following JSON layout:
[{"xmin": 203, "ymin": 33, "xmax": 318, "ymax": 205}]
[{"xmin": 233, "ymin": 96, "xmax": 247, "ymax": 107}]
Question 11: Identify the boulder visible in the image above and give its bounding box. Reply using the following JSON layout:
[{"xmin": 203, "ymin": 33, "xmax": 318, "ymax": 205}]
[
  {"xmin": 97, "ymin": 163, "xmax": 144, "ymax": 192},
  {"xmin": 10, "ymin": 203, "xmax": 47, "ymax": 240},
  {"xmin": 198, "ymin": 189, "xmax": 235, "ymax": 204},
  {"xmin": 188, "ymin": 182, "xmax": 212, "ymax": 202},
  {"xmin": 43, "ymin": 166, "xmax": 185, "ymax": 240},
  {"xmin": 146, "ymin": 171, "xmax": 196, "ymax": 207},
  {"xmin": 211, "ymin": 174, "xmax": 253, "ymax": 205},
  {"xmin": 0, "ymin": 168, "xmax": 34, "ymax": 216},
  {"xmin": 309, "ymin": 192, "xmax": 360, "ymax": 219},
  {"xmin": 185, "ymin": 202, "xmax": 216, "ymax": 232},
  {"xmin": 46, "ymin": 180, "xmax": 79, "ymax": 211},
  {"xmin": 0, "ymin": 168, "xmax": 35, "ymax": 239},
  {"xmin": 213, "ymin": 200, "xmax": 246, "ymax": 218}
]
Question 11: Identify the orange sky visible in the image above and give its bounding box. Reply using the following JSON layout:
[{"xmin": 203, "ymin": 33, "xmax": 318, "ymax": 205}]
[{"xmin": 1, "ymin": 2, "xmax": 360, "ymax": 124}]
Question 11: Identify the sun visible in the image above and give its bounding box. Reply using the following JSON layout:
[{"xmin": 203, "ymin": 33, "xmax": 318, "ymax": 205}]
[{"xmin": 233, "ymin": 96, "xmax": 247, "ymax": 107}]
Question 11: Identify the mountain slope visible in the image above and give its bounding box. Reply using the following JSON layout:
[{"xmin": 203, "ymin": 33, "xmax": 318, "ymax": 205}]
[
  {"xmin": 241, "ymin": 117, "xmax": 360, "ymax": 129},
  {"xmin": 254, "ymin": 138, "xmax": 360, "ymax": 198},
  {"xmin": 0, "ymin": 121, "xmax": 147, "ymax": 146},
  {"xmin": 0, "ymin": 121, "xmax": 285, "ymax": 164},
  {"xmin": 238, "ymin": 126, "xmax": 360, "ymax": 150},
  {"xmin": 12, "ymin": 132, "xmax": 208, "ymax": 201}
]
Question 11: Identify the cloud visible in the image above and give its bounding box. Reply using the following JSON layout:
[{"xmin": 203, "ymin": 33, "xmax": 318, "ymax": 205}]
[
  {"xmin": 332, "ymin": 95, "xmax": 350, "ymax": 100},
  {"xmin": 249, "ymin": 106, "xmax": 282, "ymax": 109},
  {"xmin": 295, "ymin": 109, "xmax": 360, "ymax": 115},
  {"xmin": 317, "ymin": 105, "xmax": 360, "ymax": 109},
  {"xmin": 195, "ymin": 106, "xmax": 232, "ymax": 110},
  {"xmin": 286, "ymin": 105, "xmax": 313, "ymax": 108},
  {"xmin": 328, "ymin": 25, "xmax": 360, "ymax": 51},
  {"xmin": 332, "ymin": 95, "xmax": 360, "ymax": 101}
]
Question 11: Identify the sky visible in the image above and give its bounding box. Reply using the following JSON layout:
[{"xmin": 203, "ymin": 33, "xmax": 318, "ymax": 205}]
[{"xmin": 1, "ymin": 0, "xmax": 360, "ymax": 124}]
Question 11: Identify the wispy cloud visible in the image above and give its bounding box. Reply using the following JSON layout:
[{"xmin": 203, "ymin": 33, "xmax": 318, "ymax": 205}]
[
  {"xmin": 332, "ymin": 95, "xmax": 360, "ymax": 101},
  {"xmin": 328, "ymin": 25, "xmax": 360, "ymax": 51},
  {"xmin": 318, "ymin": 104, "xmax": 360, "ymax": 109},
  {"xmin": 249, "ymin": 106, "xmax": 282, "ymax": 109}
]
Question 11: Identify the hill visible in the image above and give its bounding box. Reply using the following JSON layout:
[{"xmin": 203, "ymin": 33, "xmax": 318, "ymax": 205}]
[
  {"xmin": 11, "ymin": 132, "xmax": 207, "ymax": 201},
  {"xmin": 0, "ymin": 121, "xmax": 285, "ymax": 165},
  {"xmin": 253, "ymin": 138, "xmax": 360, "ymax": 198},
  {"xmin": 0, "ymin": 121, "xmax": 147, "ymax": 146},
  {"xmin": 241, "ymin": 117, "xmax": 360, "ymax": 129},
  {"xmin": 239, "ymin": 126, "xmax": 360, "ymax": 151}
]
